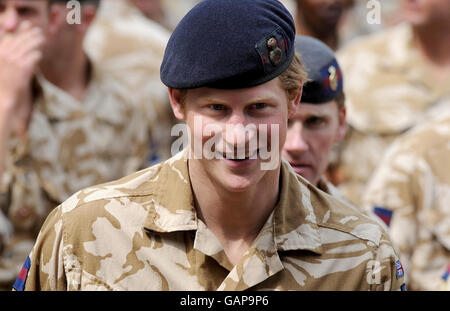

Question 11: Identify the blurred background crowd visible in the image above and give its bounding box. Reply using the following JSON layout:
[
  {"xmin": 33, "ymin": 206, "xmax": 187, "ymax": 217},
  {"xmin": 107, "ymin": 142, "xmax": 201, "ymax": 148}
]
[{"xmin": 0, "ymin": 0, "xmax": 449, "ymax": 291}]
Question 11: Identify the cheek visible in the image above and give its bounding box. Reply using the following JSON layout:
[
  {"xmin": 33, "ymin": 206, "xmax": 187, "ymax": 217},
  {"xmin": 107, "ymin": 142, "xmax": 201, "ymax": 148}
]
[
  {"xmin": 264, "ymin": 116, "xmax": 287, "ymax": 151},
  {"xmin": 308, "ymin": 130, "xmax": 336, "ymax": 160}
]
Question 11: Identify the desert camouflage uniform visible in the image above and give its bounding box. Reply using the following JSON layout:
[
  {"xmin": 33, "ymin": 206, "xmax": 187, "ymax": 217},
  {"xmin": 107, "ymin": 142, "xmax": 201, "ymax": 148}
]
[
  {"xmin": 0, "ymin": 70, "xmax": 150, "ymax": 290},
  {"xmin": 85, "ymin": 0, "xmax": 175, "ymax": 165},
  {"xmin": 333, "ymin": 23, "xmax": 450, "ymax": 206},
  {"xmin": 19, "ymin": 150, "xmax": 405, "ymax": 291},
  {"xmin": 363, "ymin": 112, "xmax": 450, "ymax": 291}
]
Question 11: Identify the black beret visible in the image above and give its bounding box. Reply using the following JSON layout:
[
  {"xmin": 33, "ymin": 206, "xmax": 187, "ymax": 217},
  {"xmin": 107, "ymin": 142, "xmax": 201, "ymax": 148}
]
[
  {"xmin": 160, "ymin": 0, "xmax": 296, "ymax": 89},
  {"xmin": 295, "ymin": 35, "xmax": 343, "ymax": 104}
]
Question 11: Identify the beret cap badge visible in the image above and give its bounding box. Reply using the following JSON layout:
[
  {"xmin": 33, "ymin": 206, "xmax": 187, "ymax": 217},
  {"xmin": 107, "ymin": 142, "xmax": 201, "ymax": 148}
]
[
  {"xmin": 328, "ymin": 65, "xmax": 338, "ymax": 91},
  {"xmin": 267, "ymin": 37, "xmax": 282, "ymax": 66}
]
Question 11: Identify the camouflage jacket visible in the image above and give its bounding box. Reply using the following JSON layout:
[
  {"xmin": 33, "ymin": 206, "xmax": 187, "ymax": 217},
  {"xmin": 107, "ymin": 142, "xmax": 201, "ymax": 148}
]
[
  {"xmin": 0, "ymin": 70, "xmax": 150, "ymax": 290},
  {"xmin": 17, "ymin": 150, "xmax": 405, "ymax": 291},
  {"xmin": 363, "ymin": 112, "xmax": 450, "ymax": 291},
  {"xmin": 333, "ymin": 23, "xmax": 450, "ymax": 206}
]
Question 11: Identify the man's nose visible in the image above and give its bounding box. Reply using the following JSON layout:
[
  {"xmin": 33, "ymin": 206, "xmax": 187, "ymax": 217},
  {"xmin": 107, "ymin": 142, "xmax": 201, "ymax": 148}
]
[
  {"xmin": 284, "ymin": 124, "xmax": 309, "ymax": 155},
  {"xmin": 1, "ymin": 7, "xmax": 20, "ymax": 32},
  {"xmin": 223, "ymin": 113, "xmax": 257, "ymax": 149}
]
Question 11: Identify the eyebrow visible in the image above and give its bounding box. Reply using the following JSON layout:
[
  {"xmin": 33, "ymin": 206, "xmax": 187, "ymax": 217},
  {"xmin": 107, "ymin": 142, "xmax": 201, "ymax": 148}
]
[
  {"xmin": 199, "ymin": 95, "xmax": 277, "ymax": 105},
  {"xmin": 301, "ymin": 110, "xmax": 333, "ymax": 118}
]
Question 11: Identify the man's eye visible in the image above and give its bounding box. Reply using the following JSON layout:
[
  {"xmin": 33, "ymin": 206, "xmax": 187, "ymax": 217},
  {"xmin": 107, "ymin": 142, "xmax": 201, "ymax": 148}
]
[
  {"xmin": 252, "ymin": 103, "xmax": 266, "ymax": 109},
  {"xmin": 18, "ymin": 7, "xmax": 34, "ymax": 16},
  {"xmin": 306, "ymin": 117, "xmax": 324, "ymax": 127},
  {"xmin": 210, "ymin": 104, "xmax": 225, "ymax": 111}
]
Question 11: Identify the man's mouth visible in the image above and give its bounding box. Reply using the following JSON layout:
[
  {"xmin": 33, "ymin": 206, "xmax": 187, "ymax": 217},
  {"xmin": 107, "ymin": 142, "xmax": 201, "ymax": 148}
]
[{"xmin": 217, "ymin": 149, "xmax": 259, "ymax": 161}]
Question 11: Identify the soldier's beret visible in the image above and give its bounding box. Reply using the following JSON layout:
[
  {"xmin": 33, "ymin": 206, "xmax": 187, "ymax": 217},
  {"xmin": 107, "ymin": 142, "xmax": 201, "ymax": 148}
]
[
  {"xmin": 160, "ymin": 0, "xmax": 296, "ymax": 89},
  {"xmin": 295, "ymin": 35, "xmax": 343, "ymax": 104}
]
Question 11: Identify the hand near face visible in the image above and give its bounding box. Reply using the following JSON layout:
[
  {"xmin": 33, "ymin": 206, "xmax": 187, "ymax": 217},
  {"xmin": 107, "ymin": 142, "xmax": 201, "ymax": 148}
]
[{"xmin": 0, "ymin": 21, "xmax": 45, "ymax": 136}]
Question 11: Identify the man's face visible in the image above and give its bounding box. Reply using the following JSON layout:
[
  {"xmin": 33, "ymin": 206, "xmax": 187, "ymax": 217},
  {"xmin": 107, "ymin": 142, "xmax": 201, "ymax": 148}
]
[
  {"xmin": 171, "ymin": 78, "xmax": 298, "ymax": 193},
  {"xmin": 402, "ymin": 0, "xmax": 450, "ymax": 26},
  {"xmin": 0, "ymin": 0, "xmax": 49, "ymax": 33},
  {"xmin": 283, "ymin": 100, "xmax": 346, "ymax": 186},
  {"xmin": 296, "ymin": 0, "xmax": 351, "ymax": 33}
]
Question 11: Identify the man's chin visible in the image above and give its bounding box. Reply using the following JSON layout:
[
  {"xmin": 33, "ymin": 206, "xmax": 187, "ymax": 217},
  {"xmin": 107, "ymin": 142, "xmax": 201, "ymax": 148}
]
[{"xmin": 291, "ymin": 165, "xmax": 315, "ymax": 181}]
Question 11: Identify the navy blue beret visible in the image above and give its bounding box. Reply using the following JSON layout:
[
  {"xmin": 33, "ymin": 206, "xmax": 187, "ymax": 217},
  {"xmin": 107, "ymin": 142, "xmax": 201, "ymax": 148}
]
[
  {"xmin": 294, "ymin": 35, "xmax": 343, "ymax": 104},
  {"xmin": 160, "ymin": 0, "xmax": 296, "ymax": 89}
]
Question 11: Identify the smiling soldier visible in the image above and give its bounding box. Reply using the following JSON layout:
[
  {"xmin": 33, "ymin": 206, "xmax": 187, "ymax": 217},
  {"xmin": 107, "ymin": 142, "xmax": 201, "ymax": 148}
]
[{"xmin": 16, "ymin": 0, "xmax": 405, "ymax": 291}]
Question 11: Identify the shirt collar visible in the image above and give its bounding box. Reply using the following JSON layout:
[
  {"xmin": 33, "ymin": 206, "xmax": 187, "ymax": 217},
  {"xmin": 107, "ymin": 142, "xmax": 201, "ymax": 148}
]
[
  {"xmin": 143, "ymin": 149, "xmax": 198, "ymax": 233},
  {"xmin": 144, "ymin": 151, "xmax": 323, "ymax": 255}
]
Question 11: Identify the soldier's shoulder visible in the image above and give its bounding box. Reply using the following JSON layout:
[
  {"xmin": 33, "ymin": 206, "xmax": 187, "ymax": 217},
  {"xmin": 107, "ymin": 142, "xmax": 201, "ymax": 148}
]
[
  {"xmin": 59, "ymin": 162, "xmax": 167, "ymax": 220},
  {"xmin": 315, "ymin": 189, "xmax": 389, "ymax": 247},
  {"xmin": 388, "ymin": 113, "xmax": 450, "ymax": 158}
]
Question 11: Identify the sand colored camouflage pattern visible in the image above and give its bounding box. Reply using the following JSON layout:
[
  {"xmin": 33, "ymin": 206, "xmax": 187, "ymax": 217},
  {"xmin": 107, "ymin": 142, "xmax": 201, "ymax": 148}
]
[
  {"xmin": 333, "ymin": 23, "xmax": 450, "ymax": 206},
  {"xmin": 21, "ymin": 150, "xmax": 405, "ymax": 291},
  {"xmin": 0, "ymin": 70, "xmax": 150, "ymax": 290},
  {"xmin": 85, "ymin": 0, "xmax": 175, "ymax": 164},
  {"xmin": 363, "ymin": 112, "xmax": 450, "ymax": 291}
]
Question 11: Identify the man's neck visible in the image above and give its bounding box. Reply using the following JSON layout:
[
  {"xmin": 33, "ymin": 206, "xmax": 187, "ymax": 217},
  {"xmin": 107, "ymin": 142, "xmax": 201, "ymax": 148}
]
[
  {"xmin": 412, "ymin": 21, "xmax": 450, "ymax": 77},
  {"xmin": 188, "ymin": 159, "xmax": 280, "ymax": 264},
  {"xmin": 39, "ymin": 44, "xmax": 91, "ymax": 102}
]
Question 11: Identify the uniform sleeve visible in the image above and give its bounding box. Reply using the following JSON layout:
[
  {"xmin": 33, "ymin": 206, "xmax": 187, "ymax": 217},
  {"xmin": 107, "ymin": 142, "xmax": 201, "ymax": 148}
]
[
  {"xmin": 363, "ymin": 143, "xmax": 420, "ymax": 283},
  {"xmin": 373, "ymin": 231, "xmax": 407, "ymax": 291},
  {"xmin": 13, "ymin": 205, "xmax": 67, "ymax": 291}
]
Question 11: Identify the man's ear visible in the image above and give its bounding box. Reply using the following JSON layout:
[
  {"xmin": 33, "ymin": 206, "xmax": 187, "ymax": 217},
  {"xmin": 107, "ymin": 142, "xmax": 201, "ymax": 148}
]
[
  {"xmin": 288, "ymin": 84, "xmax": 302, "ymax": 119},
  {"xmin": 336, "ymin": 105, "xmax": 347, "ymax": 142},
  {"xmin": 47, "ymin": 4, "xmax": 66, "ymax": 36},
  {"xmin": 78, "ymin": 5, "xmax": 97, "ymax": 33},
  {"xmin": 168, "ymin": 88, "xmax": 186, "ymax": 121}
]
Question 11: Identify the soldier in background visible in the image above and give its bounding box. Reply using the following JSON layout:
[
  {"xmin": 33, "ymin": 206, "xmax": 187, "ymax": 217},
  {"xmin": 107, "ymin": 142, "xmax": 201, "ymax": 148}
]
[
  {"xmin": 363, "ymin": 110, "xmax": 450, "ymax": 291},
  {"xmin": 84, "ymin": 0, "xmax": 177, "ymax": 165},
  {"xmin": 290, "ymin": 0, "xmax": 355, "ymax": 50},
  {"xmin": 331, "ymin": 0, "xmax": 450, "ymax": 206},
  {"xmin": 283, "ymin": 35, "xmax": 346, "ymax": 196},
  {"xmin": 17, "ymin": 0, "xmax": 404, "ymax": 291},
  {"xmin": 0, "ymin": 0, "xmax": 150, "ymax": 290}
]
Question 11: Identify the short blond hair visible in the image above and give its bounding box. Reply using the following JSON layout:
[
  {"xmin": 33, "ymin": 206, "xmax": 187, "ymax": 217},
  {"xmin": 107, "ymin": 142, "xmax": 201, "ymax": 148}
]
[{"xmin": 278, "ymin": 52, "xmax": 308, "ymax": 101}]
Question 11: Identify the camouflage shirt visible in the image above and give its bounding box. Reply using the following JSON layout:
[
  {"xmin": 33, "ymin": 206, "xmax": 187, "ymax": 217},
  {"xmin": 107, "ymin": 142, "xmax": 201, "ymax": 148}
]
[
  {"xmin": 0, "ymin": 69, "xmax": 150, "ymax": 290},
  {"xmin": 18, "ymin": 150, "xmax": 405, "ymax": 291},
  {"xmin": 363, "ymin": 112, "xmax": 450, "ymax": 291},
  {"xmin": 333, "ymin": 23, "xmax": 450, "ymax": 206}
]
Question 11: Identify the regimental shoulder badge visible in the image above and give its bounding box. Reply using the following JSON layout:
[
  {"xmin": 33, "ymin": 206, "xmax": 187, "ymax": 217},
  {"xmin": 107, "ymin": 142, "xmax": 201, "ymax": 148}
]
[
  {"xmin": 395, "ymin": 260, "xmax": 404, "ymax": 279},
  {"xmin": 13, "ymin": 256, "xmax": 31, "ymax": 291},
  {"xmin": 373, "ymin": 206, "xmax": 393, "ymax": 227},
  {"xmin": 442, "ymin": 264, "xmax": 450, "ymax": 281},
  {"xmin": 438, "ymin": 264, "xmax": 450, "ymax": 290}
]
